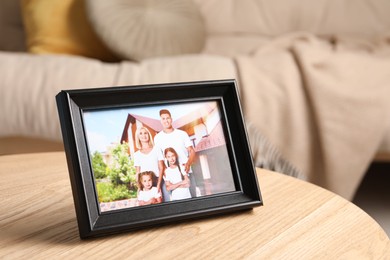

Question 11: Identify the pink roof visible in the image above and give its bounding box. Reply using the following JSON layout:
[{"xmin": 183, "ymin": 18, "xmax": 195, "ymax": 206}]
[
  {"xmin": 129, "ymin": 114, "xmax": 163, "ymax": 132},
  {"xmin": 130, "ymin": 102, "xmax": 217, "ymax": 132}
]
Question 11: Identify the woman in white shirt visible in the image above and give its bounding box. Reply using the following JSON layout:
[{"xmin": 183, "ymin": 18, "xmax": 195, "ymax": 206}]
[{"xmin": 134, "ymin": 126, "xmax": 170, "ymax": 201}]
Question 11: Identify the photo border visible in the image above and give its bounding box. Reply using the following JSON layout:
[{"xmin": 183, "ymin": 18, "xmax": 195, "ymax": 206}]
[{"xmin": 56, "ymin": 79, "xmax": 262, "ymax": 238}]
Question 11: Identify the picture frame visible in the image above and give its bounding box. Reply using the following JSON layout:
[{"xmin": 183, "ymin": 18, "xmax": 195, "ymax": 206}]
[{"xmin": 56, "ymin": 79, "xmax": 262, "ymax": 239}]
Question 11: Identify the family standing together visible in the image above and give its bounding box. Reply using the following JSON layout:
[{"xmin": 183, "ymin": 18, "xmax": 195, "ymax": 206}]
[{"xmin": 134, "ymin": 109, "xmax": 196, "ymax": 205}]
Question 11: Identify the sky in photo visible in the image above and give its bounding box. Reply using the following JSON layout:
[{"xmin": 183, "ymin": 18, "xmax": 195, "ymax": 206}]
[{"xmin": 83, "ymin": 101, "xmax": 214, "ymax": 153}]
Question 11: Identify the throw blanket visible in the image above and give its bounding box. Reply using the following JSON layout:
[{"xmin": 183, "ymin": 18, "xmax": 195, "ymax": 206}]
[{"xmin": 236, "ymin": 33, "xmax": 390, "ymax": 199}]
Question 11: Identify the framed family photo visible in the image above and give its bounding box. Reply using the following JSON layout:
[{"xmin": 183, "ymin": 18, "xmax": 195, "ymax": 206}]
[{"xmin": 56, "ymin": 79, "xmax": 262, "ymax": 238}]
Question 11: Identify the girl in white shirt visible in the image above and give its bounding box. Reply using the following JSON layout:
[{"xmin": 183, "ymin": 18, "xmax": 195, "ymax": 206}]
[
  {"xmin": 164, "ymin": 147, "xmax": 191, "ymax": 201},
  {"xmin": 137, "ymin": 171, "xmax": 162, "ymax": 206}
]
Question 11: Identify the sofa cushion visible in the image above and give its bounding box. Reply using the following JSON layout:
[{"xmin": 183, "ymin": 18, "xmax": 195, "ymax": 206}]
[
  {"xmin": 0, "ymin": 51, "xmax": 236, "ymax": 141},
  {"xmin": 20, "ymin": 0, "xmax": 119, "ymax": 62},
  {"xmin": 85, "ymin": 0, "xmax": 206, "ymax": 61}
]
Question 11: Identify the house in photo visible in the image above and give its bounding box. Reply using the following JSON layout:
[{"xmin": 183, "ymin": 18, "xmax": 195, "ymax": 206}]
[{"xmin": 120, "ymin": 102, "xmax": 235, "ymax": 196}]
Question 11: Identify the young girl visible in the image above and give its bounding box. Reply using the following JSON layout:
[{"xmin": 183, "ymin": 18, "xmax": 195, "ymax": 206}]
[
  {"xmin": 137, "ymin": 171, "xmax": 162, "ymax": 206},
  {"xmin": 163, "ymin": 147, "xmax": 192, "ymax": 201}
]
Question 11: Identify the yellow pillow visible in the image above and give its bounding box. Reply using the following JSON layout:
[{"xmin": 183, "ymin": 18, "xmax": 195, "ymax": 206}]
[{"xmin": 21, "ymin": 0, "xmax": 119, "ymax": 62}]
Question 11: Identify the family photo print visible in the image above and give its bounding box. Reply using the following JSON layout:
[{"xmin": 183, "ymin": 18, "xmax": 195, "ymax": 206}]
[
  {"xmin": 84, "ymin": 101, "xmax": 236, "ymax": 212},
  {"xmin": 56, "ymin": 80, "xmax": 262, "ymax": 238}
]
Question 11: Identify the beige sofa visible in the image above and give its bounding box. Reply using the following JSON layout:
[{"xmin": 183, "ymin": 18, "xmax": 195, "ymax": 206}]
[{"xmin": 1, "ymin": 0, "xmax": 390, "ymax": 200}]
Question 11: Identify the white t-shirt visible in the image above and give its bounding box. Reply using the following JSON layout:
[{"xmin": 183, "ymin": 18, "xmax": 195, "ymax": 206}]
[
  {"xmin": 164, "ymin": 166, "xmax": 192, "ymax": 201},
  {"xmin": 154, "ymin": 129, "xmax": 193, "ymax": 172},
  {"xmin": 138, "ymin": 187, "xmax": 161, "ymax": 202},
  {"xmin": 133, "ymin": 147, "xmax": 163, "ymax": 177}
]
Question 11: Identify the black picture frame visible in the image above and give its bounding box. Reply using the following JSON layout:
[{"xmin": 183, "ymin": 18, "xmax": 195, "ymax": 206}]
[{"xmin": 56, "ymin": 79, "xmax": 262, "ymax": 239}]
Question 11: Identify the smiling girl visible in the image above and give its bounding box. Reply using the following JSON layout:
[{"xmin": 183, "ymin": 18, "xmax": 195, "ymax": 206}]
[
  {"xmin": 137, "ymin": 171, "xmax": 162, "ymax": 206},
  {"xmin": 163, "ymin": 147, "xmax": 192, "ymax": 201}
]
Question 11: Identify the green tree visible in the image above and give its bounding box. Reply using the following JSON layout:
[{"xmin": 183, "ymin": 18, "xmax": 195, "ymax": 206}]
[
  {"xmin": 107, "ymin": 142, "xmax": 137, "ymax": 191},
  {"xmin": 91, "ymin": 151, "xmax": 107, "ymax": 179}
]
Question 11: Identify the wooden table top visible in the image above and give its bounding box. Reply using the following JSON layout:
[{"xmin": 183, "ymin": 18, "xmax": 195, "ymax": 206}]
[{"xmin": 0, "ymin": 152, "xmax": 389, "ymax": 259}]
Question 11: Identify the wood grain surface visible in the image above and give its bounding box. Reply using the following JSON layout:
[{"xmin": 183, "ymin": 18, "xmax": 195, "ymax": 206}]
[{"xmin": 0, "ymin": 152, "xmax": 389, "ymax": 259}]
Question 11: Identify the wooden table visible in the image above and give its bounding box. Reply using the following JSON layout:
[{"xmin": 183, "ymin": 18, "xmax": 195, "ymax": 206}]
[{"xmin": 0, "ymin": 152, "xmax": 389, "ymax": 259}]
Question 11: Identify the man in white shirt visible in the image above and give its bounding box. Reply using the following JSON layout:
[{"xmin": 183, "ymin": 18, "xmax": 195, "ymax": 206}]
[{"xmin": 154, "ymin": 109, "xmax": 197, "ymax": 199}]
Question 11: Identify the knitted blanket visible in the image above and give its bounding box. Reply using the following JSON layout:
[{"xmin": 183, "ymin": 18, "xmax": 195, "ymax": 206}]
[{"xmin": 236, "ymin": 33, "xmax": 390, "ymax": 199}]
